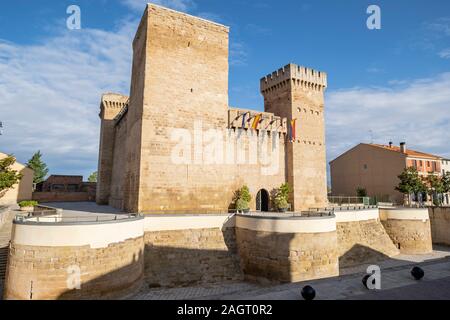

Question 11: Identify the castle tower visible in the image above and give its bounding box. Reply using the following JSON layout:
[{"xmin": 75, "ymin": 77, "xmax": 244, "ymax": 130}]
[
  {"xmin": 96, "ymin": 93, "xmax": 129, "ymax": 205},
  {"xmin": 261, "ymin": 64, "xmax": 328, "ymax": 211},
  {"xmin": 125, "ymin": 4, "xmax": 230, "ymax": 212}
]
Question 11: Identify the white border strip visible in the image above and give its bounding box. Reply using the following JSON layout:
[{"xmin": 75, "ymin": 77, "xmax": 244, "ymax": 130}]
[
  {"xmin": 235, "ymin": 215, "xmax": 336, "ymax": 234},
  {"xmin": 12, "ymin": 219, "xmax": 144, "ymax": 249},
  {"xmin": 334, "ymin": 209, "xmax": 380, "ymax": 223},
  {"xmin": 380, "ymin": 208, "xmax": 430, "ymax": 221}
]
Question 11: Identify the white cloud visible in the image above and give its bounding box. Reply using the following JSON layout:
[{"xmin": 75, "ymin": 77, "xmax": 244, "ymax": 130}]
[
  {"xmin": 0, "ymin": 20, "xmax": 137, "ymax": 178},
  {"xmin": 439, "ymin": 48, "xmax": 450, "ymax": 59},
  {"xmin": 326, "ymin": 73, "xmax": 450, "ymax": 168},
  {"xmin": 230, "ymin": 42, "xmax": 248, "ymax": 66},
  {"xmin": 121, "ymin": 0, "xmax": 195, "ymax": 12}
]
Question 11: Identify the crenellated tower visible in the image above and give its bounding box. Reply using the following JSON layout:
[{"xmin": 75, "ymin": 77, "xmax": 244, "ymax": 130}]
[
  {"xmin": 261, "ymin": 63, "xmax": 328, "ymax": 211},
  {"xmin": 96, "ymin": 93, "xmax": 129, "ymax": 205}
]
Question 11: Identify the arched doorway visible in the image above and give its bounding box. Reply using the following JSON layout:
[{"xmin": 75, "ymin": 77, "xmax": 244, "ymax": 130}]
[{"xmin": 256, "ymin": 189, "xmax": 269, "ymax": 212}]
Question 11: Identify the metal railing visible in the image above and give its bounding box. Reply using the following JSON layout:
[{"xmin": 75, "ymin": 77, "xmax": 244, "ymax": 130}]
[
  {"xmin": 328, "ymin": 196, "xmax": 371, "ymax": 206},
  {"xmin": 237, "ymin": 210, "xmax": 334, "ymax": 218},
  {"xmin": 310, "ymin": 205, "xmax": 378, "ymax": 212},
  {"xmin": 14, "ymin": 213, "xmax": 142, "ymax": 224}
]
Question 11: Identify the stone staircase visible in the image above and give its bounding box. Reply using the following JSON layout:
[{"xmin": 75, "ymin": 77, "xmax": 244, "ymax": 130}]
[{"xmin": 0, "ymin": 209, "xmax": 14, "ymax": 297}]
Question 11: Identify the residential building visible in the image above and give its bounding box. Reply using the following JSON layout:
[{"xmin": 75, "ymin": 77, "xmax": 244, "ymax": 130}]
[
  {"xmin": 0, "ymin": 152, "xmax": 34, "ymax": 206},
  {"xmin": 330, "ymin": 142, "xmax": 442, "ymax": 205}
]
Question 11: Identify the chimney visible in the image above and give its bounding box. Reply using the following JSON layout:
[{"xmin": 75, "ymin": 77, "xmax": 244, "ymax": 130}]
[
  {"xmin": 389, "ymin": 141, "xmax": 393, "ymax": 148},
  {"xmin": 400, "ymin": 142, "xmax": 406, "ymax": 154}
]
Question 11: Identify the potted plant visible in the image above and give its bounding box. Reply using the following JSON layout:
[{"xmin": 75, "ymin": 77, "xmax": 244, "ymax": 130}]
[
  {"xmin": 18, "ymin": 200, "xmax": 38, "ymax": 212},
  {"xmin": 273, "ymin": 183, "xmax": 291, "ymax": 212},
  {"xmin": 236, "ymin": 198, "xmax": 250, "ymax": 213},
  {"xmin": 234, "ymin": 185, "xmax": 252, "ymax": 213},
  {"xmin": 274, "ymin": 194, "xmax": 289, "ymax": 212}
]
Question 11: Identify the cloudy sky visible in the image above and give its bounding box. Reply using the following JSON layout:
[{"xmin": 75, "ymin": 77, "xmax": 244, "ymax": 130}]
[{"xmin": 0, "ymin": 0, "xmax": 449, "ymax": 181}]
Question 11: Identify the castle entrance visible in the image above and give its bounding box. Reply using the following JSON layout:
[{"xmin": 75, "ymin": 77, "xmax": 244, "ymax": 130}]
[{"xmin": 256, "ymin": 189, "xmax": 269, "ymax": 212}]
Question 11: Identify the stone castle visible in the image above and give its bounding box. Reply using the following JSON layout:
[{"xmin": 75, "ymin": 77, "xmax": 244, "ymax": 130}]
[{"xmin": 97, "ymin": 3, "xmax": 328, "ymax": 213}]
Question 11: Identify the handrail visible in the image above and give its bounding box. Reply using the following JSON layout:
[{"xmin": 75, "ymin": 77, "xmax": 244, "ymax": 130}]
[{"xmin": 14, "ymin": 213, "xmax": 143, "ymax": 225}]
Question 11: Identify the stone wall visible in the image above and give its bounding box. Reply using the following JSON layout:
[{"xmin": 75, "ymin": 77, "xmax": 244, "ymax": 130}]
[
  {"xmin": 429, "ymin": 207, "xmax": 450, "ymax": 246},
  {"xmin": 97, "ymin": 4, "xmax": 326, "ymax": 214},
  {"xmin": 144, "ymin": 228, "xmax": 243, "ymax": 287},
  {"xmin": 236, "ymin": 228, "xmax": 338, "ymax": 283},
  {"xmin": 4, "ymin": 237, "xmax": 144, "ymax": 300},
  {"xmin": 379, "ymin": 208, "xmax": 432, "ymax": 254},
  {"xmin": 336, "ymin": 220, "xmax": 399, "ymax": 267},
  {"xmin": 32, "ymin": 192, "xmax": 95, "ymax": 203}
]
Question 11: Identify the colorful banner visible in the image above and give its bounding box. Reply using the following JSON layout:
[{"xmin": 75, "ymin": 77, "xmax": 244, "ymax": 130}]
[
  {"xmin": 241, "ymin": 112, "xmax": 247, "ymax": 128},
  {"xmin": 251, "ymin": 114, "xmax": 262, "ymax": 130},
  {"xmin": 290, "ymin": 119, "xmax": 297, "ymax": 141}
]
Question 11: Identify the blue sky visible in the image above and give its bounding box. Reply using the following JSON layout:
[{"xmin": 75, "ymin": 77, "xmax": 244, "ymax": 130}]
[{"xmin": 0, "ymin": 0, "xmax": 449, "ymax": 182}]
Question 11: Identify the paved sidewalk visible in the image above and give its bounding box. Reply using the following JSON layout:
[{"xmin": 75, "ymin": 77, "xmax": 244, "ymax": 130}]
[{"xmin": 130, "ymin": 249, "xmax": 450, "ymax": 300}]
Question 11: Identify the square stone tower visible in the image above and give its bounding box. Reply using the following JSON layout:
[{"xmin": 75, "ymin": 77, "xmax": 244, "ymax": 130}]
[
  {"xmin": 261, "ymin": 64, "xmax": 328, "ymax": 211},
  {"xmin": 125, "ymin": 4, "xmax": 230, "ymax": 212}
]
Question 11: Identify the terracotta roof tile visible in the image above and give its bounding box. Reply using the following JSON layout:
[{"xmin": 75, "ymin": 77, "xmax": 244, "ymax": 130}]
[{"xmin": 370, "ymin": 144, "xmax": 441, "ymax": 160}]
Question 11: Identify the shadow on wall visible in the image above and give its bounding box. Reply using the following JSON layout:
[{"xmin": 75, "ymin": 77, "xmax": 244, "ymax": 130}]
[
  {"xmin": 144, "ymin": 228, "xmax": 244, "ymax": 288},
  {"xmin": 57, "ymin": 250, "xmax": 144, "ymax": 300},
  {"xmin": 339, "ymin": 244, "xmax": 393, "ymax": 271}
]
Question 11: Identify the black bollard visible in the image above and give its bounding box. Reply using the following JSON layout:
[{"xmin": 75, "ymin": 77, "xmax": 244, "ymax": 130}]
[
  {"xmin": 301, "ymin": 285, "xmax": 316, "ymax": 300},
  {"xmin": 362, "ymin": 274, "xmax": 371, "ymax": 289},
  {"xmin": 411, "ymin": 266, "xmax": 424, "ymax": 280}
]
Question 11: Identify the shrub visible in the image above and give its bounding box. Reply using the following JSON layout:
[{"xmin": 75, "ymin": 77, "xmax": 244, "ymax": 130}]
[
  {"xmin": 274, "ymin": 194, "xmax": 289, "ymax": 210},
  {"xmin": 239, "ymin": 185, "xmax": 252, "ymax": 203},
  {"xmin": 18, "ymin": 200, "xmax": 38, "ymax": 208},
  {"xmin": 235, "ymin": 198, "xmax": 249, "ymax": 211},
  {"xmin": 232, "ymin": 185, "xmax": 252, "ymax": 211},
  {"xmin": 272, "ymin": 183, "xmax": 291, "ymax": 211}
]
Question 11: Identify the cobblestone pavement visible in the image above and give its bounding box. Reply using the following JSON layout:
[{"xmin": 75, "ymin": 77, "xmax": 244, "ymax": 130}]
[{"xmin": 131, "ymin": 247, "xmax": 450, "ymax": 300}]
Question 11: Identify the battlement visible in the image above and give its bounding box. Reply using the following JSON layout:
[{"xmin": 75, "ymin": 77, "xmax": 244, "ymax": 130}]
[
  {"xmin": 99, "ymin": 93, "xmax": 129, "ymax": 120},
  {"xmin": 260, "ymin": 63, "xmax": 327, "ymax": 93},
  {"xmin": 228, "ymin": 108, "xmax": 287, "ymax": 133}
]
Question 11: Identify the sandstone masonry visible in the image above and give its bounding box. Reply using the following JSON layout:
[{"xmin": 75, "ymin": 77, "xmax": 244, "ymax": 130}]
[{"xmin": 96, "ymin": 4, "xmax": 327, "ymax": 213}]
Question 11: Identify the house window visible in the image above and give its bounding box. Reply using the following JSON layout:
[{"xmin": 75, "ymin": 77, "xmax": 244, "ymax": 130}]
[
  {"xmin": 419, "ymin": 160, "xmax": 423, "ymax": 166},
  {"xmin": 67, "ymin": 184, "xmax": 79, "ymax": 192},
  {"xmin": 51, "ymin": 184, "xmax": 65, "ymax": 192},
  {"xmin": 363, "ymin": 164, "xmax": 368, "ymax": 170}
]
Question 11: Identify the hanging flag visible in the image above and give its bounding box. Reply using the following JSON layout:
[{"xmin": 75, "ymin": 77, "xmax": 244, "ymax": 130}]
[
  {"xmin": 241, "ymin": 112, "xmax": 247, "ymax": 128},
  {"xmin": 251, "ymin": 114, "xmax": 262, "ymax": 130},
  {"xmin": 290, "ymin": 119, "xmax": 297, "ymax": 141}
]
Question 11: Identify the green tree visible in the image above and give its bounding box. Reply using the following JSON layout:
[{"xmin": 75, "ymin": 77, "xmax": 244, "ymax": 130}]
[
  {"xmin": 427, "ymin": 175, "xmax": 445, "ymax": 206},
  {"xmin": 88, "ymin": 171, "xmax": 98, "ymax": 183},
  {"xmin": 442, "ymin": 172, "xmax": 450, "ymax": 194},
  {"xmin": 356, "ymin": 187, "xmax": 367, "ymax": 197},
  {"xmin": 395, "ymin": 167, "xmax": 426, "ymax": 206},
  {"xmin": 0, "ymin": 155, "xmax": 23, "ymax": 198},
  {"xmin": 26, "ymin": 151, "xmax": 49, "ymax": 184}
]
